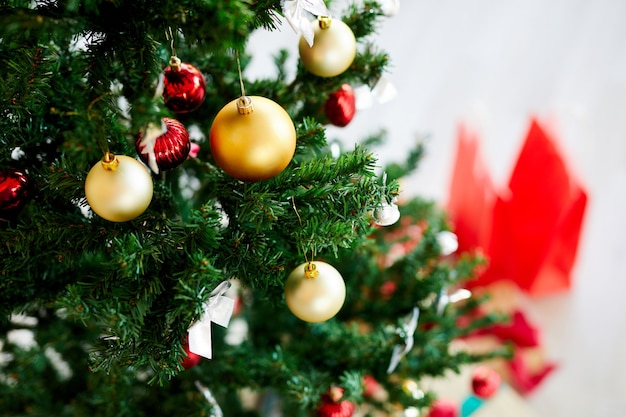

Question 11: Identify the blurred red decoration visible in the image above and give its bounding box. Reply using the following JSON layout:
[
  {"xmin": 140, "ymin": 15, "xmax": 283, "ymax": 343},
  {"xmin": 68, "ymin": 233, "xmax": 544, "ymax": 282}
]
[
  {"xmin": 163, "ymin": 58, "xmax": 206, "ymax": 114},
  {"xmin": 188, "ymin": 142, "xmax": 200, "ymax": 159},
  {"xmin": 509, "ymin": 351, "xmax": 557, "ymax": 395},
  {"xmin": 477, "ymin": 308, "xmax": 541, "ymax": 348},
  {"xmin": 471, "ymin": 366, "xmax": 501, "ymax": 399},
  {"xmin": 447, "ymin": 118, "xmax": 588, "ymax": 296},
  {"xmin": 426, "ymin": 399, "xmax": 458, "ymax": 417},
  {"xmin": 136, "ymin": 118, "xmax": 190, "ymax": 173},
  {"xmin": 180, "ymin": 336, "xmax": 202, "ymax": 370},
  {"xmin": 0, "ymin": 169, "xmax": 33, "ymax": 222},
  {"xmin": 316, "ymin": 387, "xmax": 356, "ymax": 417},
  {"xmin": 362, "ymin": 375, "xmax": 382, "ymax": 398},
  {"xmin": 325, "ymin": 84, "xmax": 356, "ymax": 127}
]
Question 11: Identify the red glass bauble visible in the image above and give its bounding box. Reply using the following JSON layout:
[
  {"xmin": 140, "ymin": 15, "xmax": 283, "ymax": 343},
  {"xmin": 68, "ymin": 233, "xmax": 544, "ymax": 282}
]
[
  {"xmin": 471, "ymin": 366, "xmax": 501, "ymax": 399},
  {"xmin": 180, "ymin": 337, "xmax": 202, "ymax": 370},
  {"xmin": 325, "ymin": 84, "xmax": 356, "ymax": 127},
  {"xmin": 0, "ymin": 169, "xmax": 32, "ymax": 221},
  {"xmin": 316, "ymin": 387, "xmax": 356, "ymax": 417},
  {"xmin": 136, "ymin": 118, "xmax": 190, "ymax": 173},
  {"xmin": 162, "ymin": 57, "xmax": 206, "ymax": 114}
]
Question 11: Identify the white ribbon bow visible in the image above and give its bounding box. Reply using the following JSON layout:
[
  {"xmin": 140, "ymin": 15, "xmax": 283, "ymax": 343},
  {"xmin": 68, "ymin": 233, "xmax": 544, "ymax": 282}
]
[
  {"xmin": 188, "ymin": 281, "xmax": 235, "ymax": 359},
  {"xmin": 282, "ymin": 0, "xmax": 330, "ymax": 46},
  {"xmin": 137, "ymin": 119, "xmax": 167, "ymax": 174},
  {"xmin": 436, "ymin": 288, "xmax": 471, "ymax": 316},
  {"xmin": 354, "ymin": 76, "xmax": 399, "ymax": 110},
  {"xmin": 387, "ymin": 306, "xmax": 420, "ymax": 374}
]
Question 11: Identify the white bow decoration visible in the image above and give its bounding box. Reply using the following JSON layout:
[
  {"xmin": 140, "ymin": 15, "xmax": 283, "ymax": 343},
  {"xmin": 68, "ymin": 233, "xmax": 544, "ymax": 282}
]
[
  {"xmin": 354, "ymin": 76, "xmax": 398, "ymax": 111},
  {"xmin": 282, "ymin": 0, "xmax": 330, "ymax": 46},
  {"xmin": 387, "ymin": 306, "xmax": 420, "ymax": 374},
  {"xmin": 436, "ymin": 288, "xmax": 471, "ymax": 316},
  {"xmin": 138, "ymin": 119, "xmax": 168, "ymax": 174},
  {"xmin": 188, "ymin": 281, "xmax": 235, "ymax": 359}
]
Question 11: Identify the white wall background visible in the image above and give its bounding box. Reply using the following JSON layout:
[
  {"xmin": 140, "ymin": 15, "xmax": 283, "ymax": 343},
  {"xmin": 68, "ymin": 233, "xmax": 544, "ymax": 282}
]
[{"xmin": 248, "ymin": 1, "xmax": 626, "ymax": 416}]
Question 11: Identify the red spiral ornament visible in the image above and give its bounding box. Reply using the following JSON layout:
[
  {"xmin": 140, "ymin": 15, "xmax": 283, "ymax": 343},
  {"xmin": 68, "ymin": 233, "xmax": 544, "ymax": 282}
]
[{"xmin": 136, "ymin": 118, "xmax": 191, "ymax": 173}]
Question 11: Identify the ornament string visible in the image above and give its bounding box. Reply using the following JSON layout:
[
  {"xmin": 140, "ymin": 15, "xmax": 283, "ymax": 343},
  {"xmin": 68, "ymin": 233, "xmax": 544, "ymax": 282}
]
[
  {"xmin": 166, "ymin": 26, "xmax": 177, "ymax": 58},
  {"xmin": 86, "ymin": 93, "xmax": 113, "ymax": 159},
  {"xmin": 233, "ymin": 49, "xmax": 253, "ymax": 113},
  {"xmin": 234, "ymin": 50, "xmax": 254, "ymax": 113},
  {"xmin": 235, "ymin": 49, "xmax": 246, "ymax": 98},
  {"xmin": 291, "ymin": 197, "xmax": 314, "ymax": 266}
]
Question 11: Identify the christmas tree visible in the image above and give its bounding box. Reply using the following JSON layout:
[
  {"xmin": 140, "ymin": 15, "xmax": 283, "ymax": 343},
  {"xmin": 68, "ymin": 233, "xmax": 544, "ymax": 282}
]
[{"xmin": 0, "ymin": 1, "xmax": 502, "ymax": 416}]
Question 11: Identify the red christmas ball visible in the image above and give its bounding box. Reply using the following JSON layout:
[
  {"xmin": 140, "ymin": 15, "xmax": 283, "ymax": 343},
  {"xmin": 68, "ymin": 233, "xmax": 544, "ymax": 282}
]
[
  {"xmin": 136, "ymin": 118, "xmax": 190, "ymax": 173},
  {"xmin": 362, "ymin": 375, "xmax": 382, "ymax": 398},
  {"xmin": 180, "ymin": 337, "xmax": 202, "ymax": 370},
  {"xmin": 325, "ymin": 84, "xmax": 356, "ymax": 127},
  {"xmin": 471, "ymin": 366, "xmax": 501, "ymax": 399},
  {"xmin": 162, "ymin": 57, "xmax": 206, "ymax": 114},
  {"xmin": 426, "ymin": 399, "xmax": 458, "ymax": 417},
  {"xmin": 316, "ymin": 387, "xmax": 356, "ymax": 417},
  {"xmin": 0, "ymin": 169, "xmax": 32, "ymax": 221}
]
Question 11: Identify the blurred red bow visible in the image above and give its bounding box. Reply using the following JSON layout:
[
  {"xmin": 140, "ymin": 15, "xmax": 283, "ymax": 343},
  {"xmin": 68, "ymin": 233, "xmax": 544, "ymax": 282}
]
[{"xmin": 447, "ymin": 118, "xmax": 588, "ymax": 296}]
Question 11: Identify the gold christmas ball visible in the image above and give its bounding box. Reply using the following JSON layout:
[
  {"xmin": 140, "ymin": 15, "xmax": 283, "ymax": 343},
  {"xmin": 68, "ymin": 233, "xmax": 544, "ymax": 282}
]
[
  {"xmin": 298, "ymin": 17, "xmax": 357, "ymax": 78},
  {"xmin": 85, "ymin": 153, "xmax": 153, "ymax": 222},
  {"xmin": 209, "ymin": 96, "xmax": 297, "ymax": 182},
  {"xmin": 285, "ymin": 261, "xmax": 346, "ymax": 323}
]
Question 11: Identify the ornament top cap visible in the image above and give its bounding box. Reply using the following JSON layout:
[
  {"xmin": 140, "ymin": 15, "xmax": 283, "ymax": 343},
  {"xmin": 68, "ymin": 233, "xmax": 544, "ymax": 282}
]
[
  {"xmin": 101, "ymin": 152, "xmax": 119, "ymax": 171},
  {"xmin": 318, "ymin": 15, "xmax": 332, "ymax": 29},
  {"xmin": 169, "ymin": 55, "xmax": 182, "ymax": 71},
  {"xmin": 304, "ymin": 262, "xmax": 319, "ymax": 279},
  {"xmin": 237, "ymin": 96, "xmax": 254, "ymax": 115}
]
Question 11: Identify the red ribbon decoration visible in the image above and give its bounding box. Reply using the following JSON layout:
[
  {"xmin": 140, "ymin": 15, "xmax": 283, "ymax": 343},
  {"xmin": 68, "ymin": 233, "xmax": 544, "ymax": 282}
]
[{"xmin": 447, "ymin": 118, "xmax": 588, "ymax": 296}]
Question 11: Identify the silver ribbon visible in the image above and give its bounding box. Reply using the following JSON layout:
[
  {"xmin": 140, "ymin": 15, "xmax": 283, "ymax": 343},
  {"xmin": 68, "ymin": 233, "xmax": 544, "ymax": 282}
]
[
  {"xmin": 188, "ymin": 281, "xmax": 235, "ymax": 359},
  {"xmin": 282, "ymin": 0, "xmax": 331, "ymax": 46},
  {"xmin": 387, "ymin": 306, "xmax": 420, "ymax": 374},
  {"xmin": 436, "ymin": 288, "xmax": 471, "ymax": 316},
  {"xmin": 195, "ymin": 381, "xmax": 224, "ymax": 417}
]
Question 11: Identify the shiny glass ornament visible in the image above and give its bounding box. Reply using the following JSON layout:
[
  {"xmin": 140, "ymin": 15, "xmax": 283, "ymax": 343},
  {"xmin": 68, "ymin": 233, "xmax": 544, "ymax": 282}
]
[
  {"xmin": 209, "ymin": 96, "xmax": 296, "ymax": 182},
  {"xmin": 298, "ymin": 16, "xmax": 356, "ymax": 77},
  {"xmin": 136, "ymin": 118, "xmax": 190, "ymax": 173},
  {"xmin": 325, "ymin": 83, "xmax": 356, "ymax": 127},
  {"xmin": 284, "ymin": 261, "xmax": 346, "ymax": 323},
  {"xmin": 84, "ymin": 153, "xmax": 153, "ymax": 222},
  {"xmin": 374, "ymin": 201, "xmax": 401, "ymax": 226},
  {"xmin": 0, "ymin": 169, "xmax": 32, "ymax": 221},
  {"xmin": 471, "ymin": 366, "xmax": 501, "ymax": 399},
  {"xmin": 163, "ymin": 56, "xmax": 206, "ymax": 113}
]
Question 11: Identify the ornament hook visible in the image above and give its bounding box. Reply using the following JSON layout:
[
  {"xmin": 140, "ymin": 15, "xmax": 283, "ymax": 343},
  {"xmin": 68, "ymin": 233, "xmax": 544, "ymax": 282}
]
[
  {"xmin": 235, "ymin": 50, "xmax": 253, "ymax": 115},
  {"xmin": 101, "ymin": 152, "xmax": 119, "ymax": 171},
  {"xmin": 304, "ymin": 262, "xmax": 318, "ymax": 279},
  {"xmin": 166, "ymin": 26, "xmax": 177, "ymax": 58},
  {"xmin": 318, "ymin": 15, "xmax": 332, "ymax": 29}
]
